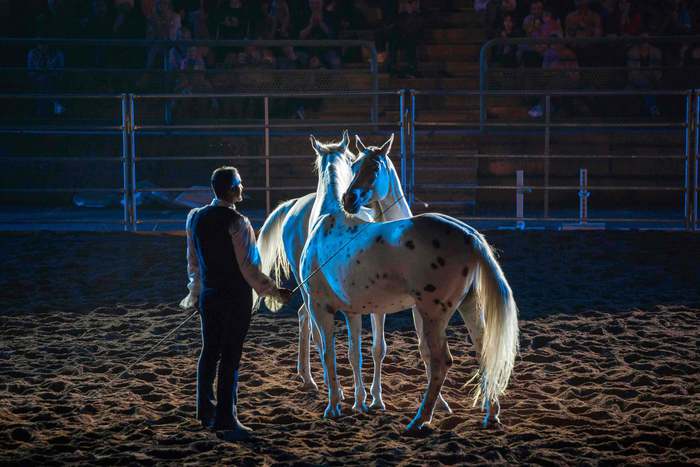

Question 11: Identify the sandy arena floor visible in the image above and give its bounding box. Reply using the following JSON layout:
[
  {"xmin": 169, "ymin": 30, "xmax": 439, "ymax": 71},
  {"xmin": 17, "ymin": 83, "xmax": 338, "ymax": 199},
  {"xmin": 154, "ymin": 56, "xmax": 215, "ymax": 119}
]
[{"xmin": 0, "ymin": 231, "xmax": 698, "ymax": 465}]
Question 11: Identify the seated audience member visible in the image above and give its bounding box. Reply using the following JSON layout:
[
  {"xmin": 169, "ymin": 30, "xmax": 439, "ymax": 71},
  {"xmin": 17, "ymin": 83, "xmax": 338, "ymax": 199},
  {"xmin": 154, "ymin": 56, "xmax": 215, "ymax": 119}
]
[
  {"xmin": 565, "ymin": 0, "xmax": 602, "ymax": 66},
  {"xmin": 168, "ymin": 26, "xmax": 192, "ymax": 70},
  {"xmin": 298, "ymin": 0, "xmax": 341, "ymax": 69},
  {"xmin": 617, "ymin": 0, "xmax": 642, "ymax": 35},
  {"xmin": 146, "ymin": 0, "xmax": 181, "ymax": 68},
  {"xmin": 387, "ymin": 0, "xmax": 424, "ymax": 78},
  {"xmin": 521, "ymin": 0, "xmax": 558, "ymax": 67},
  {"xmin": 529, "ymin": 35, "xmax": 581, "ymax": 118},
  {"xmin": 27, "ymin": 36, "xmax": 65, "ymax": 115},
  {"xmin": 486, "ymin": 0, "xmax": 521, "ymax": 39},
  {"xmin": 493, "ymin": 13, "xmax": 522, "ymax": 67},
  {"xmin": 626, "ymin": 35, "xmax": 663, "ymax": 117}
]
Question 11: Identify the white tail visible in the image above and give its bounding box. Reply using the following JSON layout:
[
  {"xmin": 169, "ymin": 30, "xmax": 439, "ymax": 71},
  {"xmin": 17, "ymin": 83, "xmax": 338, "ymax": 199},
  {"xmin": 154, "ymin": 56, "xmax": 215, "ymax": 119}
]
[
  {"xmin": 255, "ymin": 198, "xmax": 296, "ymax": 312},
  {"xmin": 470, "ymin": 233, "xmax": 519, "ymax": 408}
]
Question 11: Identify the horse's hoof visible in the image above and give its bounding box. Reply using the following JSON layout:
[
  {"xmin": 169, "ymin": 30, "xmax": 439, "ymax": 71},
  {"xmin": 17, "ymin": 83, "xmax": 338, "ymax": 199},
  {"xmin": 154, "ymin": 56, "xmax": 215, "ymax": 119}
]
[
  {"xmin": 324, "ymin": 403, "xmax": 342, "ymax": 418},
  {"xmin": 301, "ymin": 380, "xmax": 318, "ymax": 392},
  {"xmin": 405, "ymin": 418, "xmax": 432, "ymax": 435},
  {"xmin": 369, "ymin": 399, "xmax": 386, "ymax": 412},
  {"xmin": 352, "ymin": 402, "xmax": 369, "ymax": 413}
]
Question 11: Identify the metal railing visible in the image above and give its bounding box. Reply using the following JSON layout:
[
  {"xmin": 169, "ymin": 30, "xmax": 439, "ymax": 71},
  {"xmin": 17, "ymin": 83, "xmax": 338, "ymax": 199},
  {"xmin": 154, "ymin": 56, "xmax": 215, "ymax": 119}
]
[
  {"xmin": 128, "ymin": 90, "xmax": 405, "ymax": 229},
  {"xmin": 0, "ymin": 93, "xmax": 130, "ymax": 229},
  {"xmin": 410, "ymin": 88, "xmax": 698, "ymax": 230},
  {"xmin": 1, "ymin": 88, "xmax": 698, "ymax": 231}
]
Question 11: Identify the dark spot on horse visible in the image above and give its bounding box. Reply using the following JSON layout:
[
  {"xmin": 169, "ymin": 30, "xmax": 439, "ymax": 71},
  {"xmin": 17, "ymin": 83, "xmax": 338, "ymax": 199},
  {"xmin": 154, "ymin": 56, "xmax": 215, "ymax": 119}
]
[
  {"xmin": 405, "ymin": 240, "xmax": 415, "ymax": 250},
  {"xmin": 375, "ymin": 235, "xmax": 384, "ymax": 244},
  {"xmin": 370, "ymin": 279, "xmax": 375, "ymax": 285},
  {"xmin": 432, "ymin": 239, "xmax": 440, "ymax": 249},
  {"xmin": 437, "ymin": 257, "xmax": 445, "ymax": 266},
  {"xmin": 430, "ymin": 263, "xmax": 437, "ymax": 269},
  {"xmin": 462, "ymin": 267, "xmax": 469, "ymax": 277},
  {"xmin": 382, "ymin": 273, "xmax": 388, "ymax": 279},
  {"xmin": 365, "ymin": 286, "xmax": 369, "ymax": 289},
  {"xmin": 376, "ymin": 273, "xmax": 380, "ymax": 279},
  {"xmin": 424, "ymin": 284, "xmax": 436, "ymax": 292},
  {"xmin": 325, "ymin": 304, "xmax": 335, "ymax": 315},
  {"xmin": 433, "ymin": 299, "xmax": 440, "ymax": 305},
  {"xmin": 447, "ymin": 301, "xmax": 453, "ymax": 307},
  {"xmin": 356, "ymin": 260, "xmax": 361, "ymax": 264},
  {"xmin": 351, "ymin": 282, "xmax": 356, "ymax": 286}
]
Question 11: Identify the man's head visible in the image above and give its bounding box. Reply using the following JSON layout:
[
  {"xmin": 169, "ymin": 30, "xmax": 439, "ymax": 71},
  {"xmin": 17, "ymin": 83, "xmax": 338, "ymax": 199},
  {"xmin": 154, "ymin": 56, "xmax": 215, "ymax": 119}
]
[
  {"xmin": 211, "ymin": 166, "xmax": 243, "ymax": 203},
  {"xmin": 530, "ymin": 0, "xmax": 543, "ymax": 17}
]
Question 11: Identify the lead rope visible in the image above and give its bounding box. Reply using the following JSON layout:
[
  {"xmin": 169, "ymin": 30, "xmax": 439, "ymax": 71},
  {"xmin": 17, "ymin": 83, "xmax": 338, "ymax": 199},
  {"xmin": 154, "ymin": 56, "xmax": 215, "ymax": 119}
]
[{"xmin": 89, "ymin": 194, "xmax": 407, "ymax": 399}]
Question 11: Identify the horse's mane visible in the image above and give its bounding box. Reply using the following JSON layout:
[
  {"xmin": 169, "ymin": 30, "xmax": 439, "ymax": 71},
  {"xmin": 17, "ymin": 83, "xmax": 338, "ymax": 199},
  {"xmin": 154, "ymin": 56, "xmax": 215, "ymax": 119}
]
[{"xmin": 312, "ymin": 138, "xmax": 355, "ymax": 214}]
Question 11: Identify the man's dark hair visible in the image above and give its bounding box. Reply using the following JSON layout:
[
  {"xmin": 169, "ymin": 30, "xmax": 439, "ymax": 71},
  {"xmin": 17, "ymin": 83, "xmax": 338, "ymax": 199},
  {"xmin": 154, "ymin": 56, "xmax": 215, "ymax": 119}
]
[{"xmin": 211, "ymin": 166, "xmax": 239, "ymax": 199}]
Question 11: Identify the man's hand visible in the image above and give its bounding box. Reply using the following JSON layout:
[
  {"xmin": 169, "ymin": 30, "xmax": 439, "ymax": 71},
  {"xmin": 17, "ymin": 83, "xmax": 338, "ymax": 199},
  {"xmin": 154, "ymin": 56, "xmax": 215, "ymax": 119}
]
[{"xmin": 276, "ymin": 287, "xmax": 294, "ymax": 305}]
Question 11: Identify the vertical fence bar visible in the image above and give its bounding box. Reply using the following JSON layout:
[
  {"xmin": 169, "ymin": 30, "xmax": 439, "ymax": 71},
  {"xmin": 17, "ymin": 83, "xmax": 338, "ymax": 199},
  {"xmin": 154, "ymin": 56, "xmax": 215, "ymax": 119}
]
[
  {"xmin": 578, "ymin": 168, "xmax": 589, "ymax": 224},
  {"xmin": 399, "ymin": 90, "xmax": 406, "ymax": 190},
  {"xmin": 410, "ymin": 91, "xmax": 416, "ymax": 205},
  {"xmin": 129, "ymin": 94, "xmax": 137, "ymax": 231},
  {"xmin": 264, "ymin": 96, "xmax": 271, "ymax": 216},
  {"xmin": 692, "ymin": 89, "xmax": 700, "ymax": 229},
  {"xmin": 684, "ymin": 92, "xmax": 691, "ymax": 229},
  {"xmin": 120, "ymin": 94, "xmax": 130, "ymax": 231},
  {"xmin": 516, "ymin": 170, "xmax": 525, "ymax": 229},
  {"xmin": 544, "ymin": 94, "xmax": 551, "ymax": 218}
]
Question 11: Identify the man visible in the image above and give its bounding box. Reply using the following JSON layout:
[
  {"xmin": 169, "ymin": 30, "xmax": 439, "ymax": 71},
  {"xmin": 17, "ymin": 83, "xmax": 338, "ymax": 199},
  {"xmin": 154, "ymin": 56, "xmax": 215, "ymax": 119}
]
[{"xmin": 180, "ymin": 166, "xmax": 292, "ymax": 441}]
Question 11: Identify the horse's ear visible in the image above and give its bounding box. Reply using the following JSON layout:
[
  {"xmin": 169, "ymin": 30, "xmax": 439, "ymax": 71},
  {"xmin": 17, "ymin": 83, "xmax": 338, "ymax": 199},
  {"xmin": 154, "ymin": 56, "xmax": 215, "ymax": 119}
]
[
  {"xmin": 379, "ymin": 133, "xmax": 395, "ymax": 156},
  {"xmin": 355, "ymin": 134, "xmax": 367, "ymax": 153},
  {"xmin": 340, "ymin": 130, "xmax": 350, "ymax": 150},
  {"xmin": 309, "ymin": 134, "xmax": 323, "ymax": 155}
]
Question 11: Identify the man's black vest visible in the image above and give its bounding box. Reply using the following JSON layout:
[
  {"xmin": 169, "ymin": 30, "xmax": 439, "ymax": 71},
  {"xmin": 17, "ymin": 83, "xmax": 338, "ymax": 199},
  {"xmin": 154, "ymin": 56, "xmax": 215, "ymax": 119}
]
[{"xmin": 192, "ymin": 205, "xmax": 250, "ymax": 297}]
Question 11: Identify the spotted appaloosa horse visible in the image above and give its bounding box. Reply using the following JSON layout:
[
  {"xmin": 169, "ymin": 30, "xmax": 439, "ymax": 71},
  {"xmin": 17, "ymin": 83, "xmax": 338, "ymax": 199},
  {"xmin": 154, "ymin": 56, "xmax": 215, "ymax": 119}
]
[
  {"xmin": 255, "ymin": 134, "xmax": 450, "ymax": 413},
  {"xmin": 300, "ymin": 131, "xmax": 519, "ymax": 431}
]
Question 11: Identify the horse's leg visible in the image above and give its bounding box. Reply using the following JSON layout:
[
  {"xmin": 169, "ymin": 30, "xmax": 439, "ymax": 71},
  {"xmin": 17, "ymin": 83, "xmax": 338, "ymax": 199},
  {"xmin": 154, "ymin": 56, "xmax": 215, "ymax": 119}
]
[
  {"xmin": 456, "ymin": 289, "xmax": 502, "ymax": 428},
  {"xmin": 456, "ymin": 288, "xmax": 484, "ymax": 356},
  {"xmin": 369, "ymin": 313, "xmax": 387, "ymax": 411},
  {"xmin": 406, "ymin": 309, "xmax": 452, "ymax": 432},
  {"xmin": 345, "ymin": 313, "xmax": 368, "ymax": 413},
  {"xmin": 412, "ymin": 307, "xmax": 452, "ymax": 414},
  {"xmin": 297, "ymin": 303, "xmax": 318, "ymax": 391},
  {"xmin": 312, "ymin": 306, "xmax": 343, "ymax": 418}
]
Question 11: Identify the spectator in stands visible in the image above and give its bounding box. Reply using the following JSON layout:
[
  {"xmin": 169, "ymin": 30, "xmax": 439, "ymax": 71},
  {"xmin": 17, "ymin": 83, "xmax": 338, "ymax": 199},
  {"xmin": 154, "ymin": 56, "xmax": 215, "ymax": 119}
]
[
  {"xmin": 386, "ymin": 0, "xmax": 424, "ymax": 78},
  {"xmin": 616, "ymin": 0, "xmax": 642, "ymax": 36},
  {"xmin": 298, "ymin": 0, "xmax": 341, "ymax": 69},
  {"xmin": 565, "ymin": 0, "xmax": 602, "ymax": 66},
  {"xmin": 493, "ymin": 13, "xmax": 522, "ymax": 67},
  {"xmin": 486, "ymin": 0, "xmax": 522, "ymax": 39},
  {"xmin": 27, "ymin": 36, "xmax": 65, "ymax": 115},
  {"xmin": 146, "ymin": 0, "xmax": 182, "ymax": 68},
  {"xmin": 520, "ymin": 0, "xmax": 548, "ymax": 67},
  {"xmin": 529, "ymin": 35, "xmax": 582, "ymax": 117},
  {"xmin": 213, "ymin": 0, "xmax": 251, "ymax": 67},
  {"xmin": 626, "ymin": 34, "xmax": 662, "ymax": 117},
  {"xmin": 168, "ymin": 25, "xmax": 192, "ymax": 70}
]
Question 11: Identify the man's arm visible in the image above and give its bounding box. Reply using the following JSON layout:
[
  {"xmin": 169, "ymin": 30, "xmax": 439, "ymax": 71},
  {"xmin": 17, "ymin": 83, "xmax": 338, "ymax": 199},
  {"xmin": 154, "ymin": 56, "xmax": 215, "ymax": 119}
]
[
  {"xmin": 230, "ymin": 216, "xmax": 291, "ymax": 303},
  {"xmin": 179, "ymin": 208, "xmax": 201, "ymax": 309}
]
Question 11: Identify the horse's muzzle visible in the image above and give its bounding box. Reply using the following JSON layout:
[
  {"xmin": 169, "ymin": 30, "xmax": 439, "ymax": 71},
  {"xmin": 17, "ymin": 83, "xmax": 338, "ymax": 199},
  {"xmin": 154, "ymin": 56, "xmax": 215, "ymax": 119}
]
[{"xmin": 342, "ymin": 192, "xmax": 360, "ymax": 214}]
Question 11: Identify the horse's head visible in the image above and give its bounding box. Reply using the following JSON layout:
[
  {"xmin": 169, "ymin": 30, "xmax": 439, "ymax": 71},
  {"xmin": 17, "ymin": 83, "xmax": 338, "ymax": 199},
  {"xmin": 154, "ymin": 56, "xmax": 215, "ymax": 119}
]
[
  {"xmin": 342, "ymin": 133, "xmax": 394, "ymax": 214},
  {"xmin": 309, "ymin": 130, "xmax": 355, "ymax": 210}
]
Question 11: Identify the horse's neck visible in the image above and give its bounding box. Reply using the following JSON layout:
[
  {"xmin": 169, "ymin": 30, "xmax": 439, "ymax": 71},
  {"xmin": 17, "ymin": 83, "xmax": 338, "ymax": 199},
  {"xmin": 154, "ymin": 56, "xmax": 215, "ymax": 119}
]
[
  {"xmin": 310, "ymin": 164, "xmax": 346, "ymax": 227},
  {"xmin": 378, "ymin": 162, "xmax": 413, "ymax": 221}
]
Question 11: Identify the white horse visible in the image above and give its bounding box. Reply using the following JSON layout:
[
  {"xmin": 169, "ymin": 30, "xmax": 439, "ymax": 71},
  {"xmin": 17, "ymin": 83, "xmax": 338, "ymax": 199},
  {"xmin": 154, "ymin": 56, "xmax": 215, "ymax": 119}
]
[
  {"xmin": 256, "ymin": 134, "xmax": 450, "ymax": 413},
  {"xmin": 299, "ymin": 131, "xmax": 519, "ymax": 431}
]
